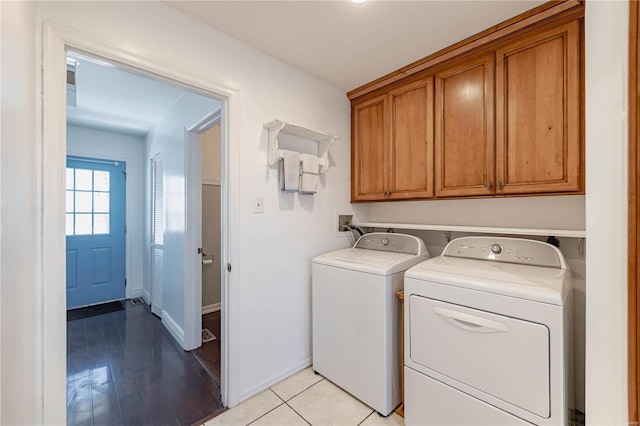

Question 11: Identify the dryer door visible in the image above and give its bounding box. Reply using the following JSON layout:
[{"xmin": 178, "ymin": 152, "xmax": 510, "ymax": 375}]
[{"xmin": 409, "ymin": 296, "xmax": 550, "ymax": 418}]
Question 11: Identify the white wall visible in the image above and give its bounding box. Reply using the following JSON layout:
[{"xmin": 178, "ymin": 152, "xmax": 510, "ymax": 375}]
[
  {"xmin": 35, "ymin": 1, "xmax": 355, "ymax": 406},
  {"xmin": 585, "ymin": 1, "xmax": 629, "ymax": 424},
  {"xmin": 66, "ymin": 125, "xmax": 145, "ymax": 299},
  {"xmin": 0, "ymin": 1, "xmax": 41, "ymax": 424},
  {"xmin": 143, "ymin": 92, "xmax": 219, "ymax": 342},
  {"xmin": 362, "ymin": 195, "xmax": 585, "ymax": 231}
]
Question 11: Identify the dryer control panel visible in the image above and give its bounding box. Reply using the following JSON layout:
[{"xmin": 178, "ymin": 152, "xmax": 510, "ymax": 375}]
[
  {"xmin": 443, "ymin": 236, "xmax": 565, "ymax": 269},
  {"xmin": 355, "ymin": 233, "xmax": 425, "ymax": 256}
]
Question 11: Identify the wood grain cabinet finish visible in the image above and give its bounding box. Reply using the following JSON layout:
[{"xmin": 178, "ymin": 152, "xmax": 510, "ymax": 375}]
[
  {"xmin": 495, "ymin": 21, "xmax": 581, "ymax": 195},
  {"xmin": 388, "ymin": 78, "xmax": 434, "ymax": 200},
  {"xmin": 351, "ymin": 78, "xmax": 434, "ymax": 202},
  {"xmin": 435, "ymin": 54, "xmax": 495, "ymax": 198},
  {"xmin": 352, "ymin": 94, "xmax": 388, "ymax": 201},
  {"xmin": 349, "ymin": 7, "xmax": 584, "ymax": 203}
]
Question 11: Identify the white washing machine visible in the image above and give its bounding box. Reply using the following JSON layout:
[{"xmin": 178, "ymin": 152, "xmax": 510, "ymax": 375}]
[
  {"xmin": 404, "ymin": 236, "xmax": 573, "ymax": 425},
  {"xmin": 312, "ymin": 233, "xmax": 429, "ymax": 416}
]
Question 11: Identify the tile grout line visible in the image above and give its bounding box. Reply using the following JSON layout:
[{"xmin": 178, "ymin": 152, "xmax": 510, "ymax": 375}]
[
  {"xmin": 276, "ymin": 376, "xmax": 325, "ymax": 404},
  {"xmin": 244, "ymin": 389, "xmax": 286, "ymax": 426},
  {"xmin": 271, "ymin": 385, "xmax": 313, "ymax": 426},
  {"xmin": 355, "ymin": 410, "xmax": 376, "ymax": 426}
]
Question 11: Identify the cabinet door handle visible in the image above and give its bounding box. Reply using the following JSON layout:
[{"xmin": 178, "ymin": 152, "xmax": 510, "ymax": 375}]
[
  {"xmin": 486, "ymin": 180, "xmax": 492, "ymax": 191},
  {"xmin": 497, "ymin": 180, "xmax": 503, "ymax": 191}
]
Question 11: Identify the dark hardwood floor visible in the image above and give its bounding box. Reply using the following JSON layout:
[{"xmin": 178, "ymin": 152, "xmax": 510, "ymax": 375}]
[
  {"xmin": 67, "ymin": 302, "xmax": 225, "ymax": 426},
  {"xmin": 192, "ymin": 311, "xmax": 221, "ymax": 386}
]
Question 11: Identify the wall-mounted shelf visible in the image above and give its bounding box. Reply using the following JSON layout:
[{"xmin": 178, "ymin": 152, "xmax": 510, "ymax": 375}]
[
  {"xmin": 355, "ymin": 221, "xmax": 586, "ymax": 238},
  {"xmin": 265, "ymin": 119, "xmax": 339, "ymax": 174}
]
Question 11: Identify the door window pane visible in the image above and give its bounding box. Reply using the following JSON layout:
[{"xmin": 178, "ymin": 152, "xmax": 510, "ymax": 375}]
[
  {"xmin": 66, "ymin": 191, "xmax": 74, "ymax": 213},
  {"xmin": 75, "ymin": 192, "xmax": 92, "ymax": 213},
  {"xmin": 75, "ymin": 214, "xmax": 92, "ymax": 235},
  {"xmin": 66, "ymin": 160, "xmax": 120, "ymax": 237},
  {"xmin": 94, "ymin": 214, "xmax": 109, "ymax": 234},
  {"xmin": 94, "ymin": 192, "xmax": 109, "ymax": 213},
  {"xmin": 66, "ymin": 168, "xmax": 74, "ymax": 190},
  {"xmin": 94, "ymin": 171, "xmax": 109, "ymax": 191},
  {"xmin": 66, "ymin": 214, "xmax": 74, "ymax": 236},
  {"xmin": 75, "ymin": 169, "xmax": 92, "ymax": 191}
]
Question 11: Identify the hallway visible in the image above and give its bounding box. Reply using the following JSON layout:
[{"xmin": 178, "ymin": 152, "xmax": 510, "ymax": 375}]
[{"xmin": 67, "ymin": 303, "xmax": 225, "ymax": 425}]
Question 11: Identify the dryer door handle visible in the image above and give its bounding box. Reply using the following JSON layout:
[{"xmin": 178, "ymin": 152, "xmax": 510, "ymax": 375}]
[{"xmin": 433, "ymin": 307, "xmax": 509, "ymax": 334}]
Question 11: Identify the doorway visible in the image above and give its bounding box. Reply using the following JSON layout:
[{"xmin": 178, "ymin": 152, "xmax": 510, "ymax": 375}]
[
  {"xmin": 193, "ymin": 124, "xmax": 223, "ymax": 384},
  {"xmin": 60, "ymin": 46, "xmax": 232, "ymax": 424}
]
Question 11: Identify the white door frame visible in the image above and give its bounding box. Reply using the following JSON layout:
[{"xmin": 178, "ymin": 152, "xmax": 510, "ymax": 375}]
[
  {"xmin": 38, "ymin": 22, "xmax": 241, "ymax": 424},
  {"xmin": 184, "ymin": 107, "xmax": 222, "ymax": 351}
]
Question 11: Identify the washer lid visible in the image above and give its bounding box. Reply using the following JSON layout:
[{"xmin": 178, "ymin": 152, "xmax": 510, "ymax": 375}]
[
  {"xmin": 313, "ymin": 247, "xmax": 428, "ymax": 276},
  {"xmin": 405, "ymin": 256, "xmax": 571, "ymax": 305}
]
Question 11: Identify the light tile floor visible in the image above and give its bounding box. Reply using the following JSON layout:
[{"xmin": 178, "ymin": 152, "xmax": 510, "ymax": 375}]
[{"xmin": 204, "ymin": 367, "xmax": 404, "ymax": 426}]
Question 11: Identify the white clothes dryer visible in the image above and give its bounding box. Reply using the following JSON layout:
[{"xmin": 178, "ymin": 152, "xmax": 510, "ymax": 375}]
[
  {"xmin": 404, "ymin": 236, "xmax": 573, "ymax": 425},
  {"xmin": 312, "ymin": 233, "xmax": 429, "ymax": 416}
]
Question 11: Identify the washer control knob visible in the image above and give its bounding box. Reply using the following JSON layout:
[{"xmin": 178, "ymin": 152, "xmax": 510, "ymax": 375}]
[
  {"xmin": 490, "ymin": 244, "xmax": 503, "ymax": 254},
  {"xmin": 382, "ymin": 238, "xmax": 390, "ymax": 246}
]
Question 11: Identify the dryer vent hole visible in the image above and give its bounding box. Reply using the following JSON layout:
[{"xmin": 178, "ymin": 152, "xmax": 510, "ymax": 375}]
[{"xmin": 202, "ymin": 328, "xmax": 217, "ymax": 343}]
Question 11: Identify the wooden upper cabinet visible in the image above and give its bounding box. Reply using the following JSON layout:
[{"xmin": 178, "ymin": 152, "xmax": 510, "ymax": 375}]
[
  {"xmin": 435, "ymin": 53, "xmax": 495, "ymax": 197},
  {"xmin": 495, "ymin": 21, "xmax": 581, "ymax": 195},
  {"xmin": 388, "ymin": 77, "xmax": 434, "ymax": 200},
  {"xmin": 352, "ymin": 94, "xmax": 388, "ymax": 201}
]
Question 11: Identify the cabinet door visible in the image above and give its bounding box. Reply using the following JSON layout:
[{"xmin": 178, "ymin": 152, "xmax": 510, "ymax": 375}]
[
  {"xmin": 435, "ymin": 54, "xmax": 495, "ymax": 197},
  {"xmin": 388, "ymin": 77, "xmax": 434, "ymax": 200},
  {"xmin": 352, "ymin": 94, "xmax": 388, "ymax": 201},
  {"xmin": 495, "ymin": 21, "xmax": 581, "ymax": 195}
]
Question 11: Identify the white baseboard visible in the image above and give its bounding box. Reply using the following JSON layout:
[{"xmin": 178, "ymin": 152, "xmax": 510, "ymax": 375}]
[
  {"xmin": 142, "ymin": 288, "xmax": 151, "ymax": 305},
  {"xmin": 161, "ymin": 310, "xmax": 185, "ymax": 349},
  {"xmin": 202, "ymin": 303, "xmax": 221, "ymax": 314},
  {"xmin": 238, "ymin": 358, "xmax": 312, "ymax": 403},
  {"xmin": 126, "ymin": 288, "xmax": 143, "ymax": 299}
]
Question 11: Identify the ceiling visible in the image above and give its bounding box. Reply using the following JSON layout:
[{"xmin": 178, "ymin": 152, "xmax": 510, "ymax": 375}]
[
  {"xmin": 165, "ymin": 0, "xmax": 547, "ymax": 91},
  {"xmin": 67, "ymin": 52, "xmax": 219, "ymax": 137}
]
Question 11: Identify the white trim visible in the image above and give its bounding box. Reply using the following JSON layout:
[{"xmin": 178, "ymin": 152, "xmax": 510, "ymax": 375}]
[
  {"xmin": 142, "ymin": 288, "xmax": 151, "ymax": 305},
  {"xmin": 161, "ymin": 309, "xmax": 185, "ymax": 346},
  {"xmin": 355, "ymin": 221, "xmax": 586, "ymax": 239},
  {"xmin": 202, "ymin": 303, "xmax": 221, "ymax": 314},
  {"xmin": 203, "ymin": 178, "xmax": 222, "ymax": 186},
  {"xmin": 184, "ymin": 123, "xmax": 204, "ymax": 351},
  {"xmin": 127, "ymin": 288, "xmax": 143, "ymax": 299},
  {"xmin": 39, "ymin": 22, "xmax": 241, "ymax": 420},
  {"xmin": 238, "ymin": 358, "xmax": 312, "ymax": 403}
]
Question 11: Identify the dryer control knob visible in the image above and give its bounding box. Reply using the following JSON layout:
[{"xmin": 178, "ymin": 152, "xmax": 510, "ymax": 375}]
[
  {"xmin": 490, "ymin": 244, "xmax": 503, "ymax": 254},
  {"xmin": 382, "ymin": 238, "xmax": 389, "ymax": 246}
]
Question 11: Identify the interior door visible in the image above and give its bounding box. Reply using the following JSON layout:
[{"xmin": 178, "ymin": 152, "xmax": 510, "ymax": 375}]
[
  {"xmin": 151, "ymin": 153, "xmax": 165, "ymax": 317},
  {"xmin": 66, "ymin": 157, "xmax": 126, "ymax": 309}
]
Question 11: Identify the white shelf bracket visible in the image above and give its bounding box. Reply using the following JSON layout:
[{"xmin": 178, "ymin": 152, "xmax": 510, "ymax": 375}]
[{"xmin": 264, "ymin": 119, "xmax": 339, "ymax": 174}]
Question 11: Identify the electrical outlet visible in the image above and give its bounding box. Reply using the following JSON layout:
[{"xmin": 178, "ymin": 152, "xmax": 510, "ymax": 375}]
[{"xmin": 338, "ymin": 214, "xmax": 353, "ymax": 232}]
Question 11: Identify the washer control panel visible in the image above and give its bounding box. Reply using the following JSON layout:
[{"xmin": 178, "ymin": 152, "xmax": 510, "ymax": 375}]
[
  {"xmin": 355, "ymin": 233, "xmax": 424, "ymax": 255},
  {"xmin": 443, "ymin": 236, "xmax": 564, "ymax": 269}
]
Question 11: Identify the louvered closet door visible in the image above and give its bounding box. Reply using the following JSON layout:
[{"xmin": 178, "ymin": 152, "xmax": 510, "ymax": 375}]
[{"xmin": 151, "ymin": 153, "xmax": 165, "ymax": 317}]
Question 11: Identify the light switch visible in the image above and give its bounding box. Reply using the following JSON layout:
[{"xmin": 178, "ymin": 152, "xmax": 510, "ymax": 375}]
[{"xmin": 253, "ymin": 196, "xmax": 264, "ymax": 214}]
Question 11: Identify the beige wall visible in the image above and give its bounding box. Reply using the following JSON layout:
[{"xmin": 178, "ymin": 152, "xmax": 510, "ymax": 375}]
[
  {"xmin": 202, "ymin": 124, "xmax": 221, "ymax": 183},
  {"xmin": 202, "ymin": 184, "xmax": 222, "ymax": 307},
  {"xmin": 202, "ymin": 125, "xmax": 221, "ymax": 308}
]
